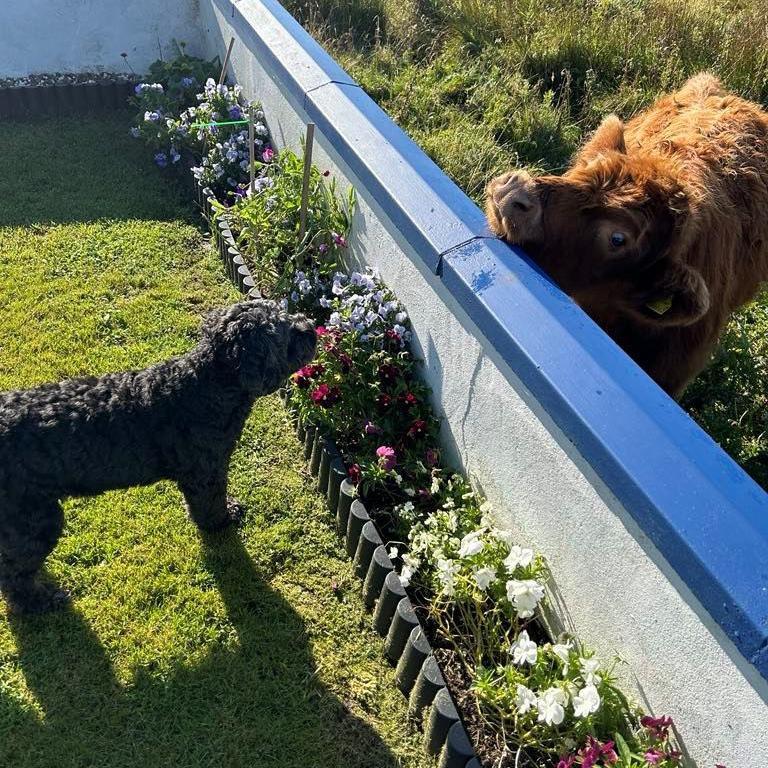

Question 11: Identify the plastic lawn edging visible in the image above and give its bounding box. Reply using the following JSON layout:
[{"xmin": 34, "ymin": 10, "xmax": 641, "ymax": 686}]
[
  {"xmin": 0, "ymin": 81, "xmax": 135, "ymax": 118},
  {"xmin": 282, "ymin": 409, "xmax": 478, "ymax": 768},
  {"xmin": 207, "ymin": 0, "xmax": 768, "ymax": 684}
]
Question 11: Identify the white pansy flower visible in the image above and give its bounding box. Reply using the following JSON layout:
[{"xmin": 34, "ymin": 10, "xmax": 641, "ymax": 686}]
[
  {"xmin": 458, "ymin": 530, "xmax": 485, "ymax": 558},
  {"xmin": 430, "ymin": 476, "xmax": 441, "ymax": 494},
  {"xmin": 536, "ymin": 687, "xmax": 567, "ymax": 726},
  {"xmin": 399, "ymin": 564, "xmax": 414, "ymax": 587},
  {"xmin": 473, "ymin": 566, "xmax": 496, "ymax": 591},
  {"xmin": 388, "ymin": 546, "xmax": 399, "ymax": 560},
  {"xmin": 506, "ymin": 579, "xmax": 545, "ymax": 618},
  {"xmin": 509, "ymin": 630, "xmax": 538, "ymax": 665},
  {"xmin": 551, "ymin": 640, "xmax": 573, "ymax": 674},
  {"xmin": 572, "ymin": 684, "xmax": 601, "ymax": 718},
  {"xmin": 504, "ymin": 545, "xmax": 535, "ymax": 573},
  {"xmin": 492, "ymin": 528, "xmax": 515, "ymax": 547},
  {"xmin": 580, "ymin": 658, "xmax": 602, "ymax": 686},
  {"xmin": 436, "ymin": 558, "xmax": 460, "ymax": 595},
  {"xmin": 515, "ymin": 684, "xmax": 537, "ymax": 714}
]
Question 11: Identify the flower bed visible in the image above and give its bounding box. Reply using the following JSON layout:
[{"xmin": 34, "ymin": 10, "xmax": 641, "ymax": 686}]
[{"xmin": 127, "ymin": 53, "xmax": 723, "ymax": 768}]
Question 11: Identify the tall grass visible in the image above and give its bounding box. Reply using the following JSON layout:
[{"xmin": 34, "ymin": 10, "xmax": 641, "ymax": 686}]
[{"xmin": 285, "ymin": 0, "xmax": 768, "ymax": 489}]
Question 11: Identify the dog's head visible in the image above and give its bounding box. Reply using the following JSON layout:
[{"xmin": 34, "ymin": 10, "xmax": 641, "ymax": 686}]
[{"xmin": 201, "ymin": 299, "xmax": 316, "ymax": 393}]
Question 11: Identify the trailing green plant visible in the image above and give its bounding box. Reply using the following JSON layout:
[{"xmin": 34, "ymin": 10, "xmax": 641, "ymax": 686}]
[{"xmin": 219, "ymin": 147, "xmax": 355, "ymax": 295}]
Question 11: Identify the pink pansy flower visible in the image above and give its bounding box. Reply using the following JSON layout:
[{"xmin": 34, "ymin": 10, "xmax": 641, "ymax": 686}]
[
  {"xmin": 261, "ymin": 147, "xmax": 274, "ymax": 162},
  {"xmin": 376, "ymin": 445, "xmax": 397, "ymax": 471},
  {"xmin": 310, "ymin": 383, "xmax": 340, "ymax": 407}
]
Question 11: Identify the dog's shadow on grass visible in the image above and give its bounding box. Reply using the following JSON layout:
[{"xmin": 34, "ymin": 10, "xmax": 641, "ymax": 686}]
[{"xmin": 3, "ymin": 530, "xmax": 403, "ymax": 768}]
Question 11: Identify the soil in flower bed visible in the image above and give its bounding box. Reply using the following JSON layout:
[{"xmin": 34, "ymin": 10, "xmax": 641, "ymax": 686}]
[{"xmin": 0, "ymin": 114, "xmax": 435, "ymax": 768}]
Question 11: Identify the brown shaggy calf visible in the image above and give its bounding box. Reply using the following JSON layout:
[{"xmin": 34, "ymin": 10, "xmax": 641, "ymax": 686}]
[{"xmin": 485, "ymin": 73, "xmax": 768, "ymax": 397}]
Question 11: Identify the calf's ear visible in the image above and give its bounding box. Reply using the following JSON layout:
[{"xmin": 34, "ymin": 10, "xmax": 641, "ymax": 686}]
[
  {"xmin": 577, "ymin": 115, "xmax": 626, "ymax": 162},
  {"xmin": 626, "ymin": 260, "xmax": 710, "ymax": 327}
]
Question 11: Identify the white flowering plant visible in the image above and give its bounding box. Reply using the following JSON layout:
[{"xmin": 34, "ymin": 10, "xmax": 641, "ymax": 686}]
[
  {"xmin": 394, "ymin": 475, "xmax": 547, "ymax": 657},
  {"xmin": 185, "ymin": 86, "xmax": 271, "ymax": 197},
  {"xmin": 130, "ymin": 54, "xmax": 271, "ymax": 197}
]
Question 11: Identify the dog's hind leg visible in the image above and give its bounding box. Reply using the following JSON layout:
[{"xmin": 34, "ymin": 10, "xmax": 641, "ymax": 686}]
[
  {"xmin": 179, "ymin": 470, "xmax": 243, "ymax": 532},
  {"xmin": 0, "ymin": 496, "xmax": 68, "ymax": 614}
]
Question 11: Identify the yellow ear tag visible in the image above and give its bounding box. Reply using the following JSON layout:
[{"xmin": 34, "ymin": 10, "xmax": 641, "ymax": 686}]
[{"xmin": 647, "ymin": 296, "xmax": 673, "ymax": 315}]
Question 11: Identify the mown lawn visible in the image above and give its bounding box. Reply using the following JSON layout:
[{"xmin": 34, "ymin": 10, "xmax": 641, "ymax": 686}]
[
  {"xmin": 0, "ymin": 113, "xmax": 433, "ymax": 768},
  {"xmin": 285, "ymin": 0, "xmax": 768, "ymax": 490}
]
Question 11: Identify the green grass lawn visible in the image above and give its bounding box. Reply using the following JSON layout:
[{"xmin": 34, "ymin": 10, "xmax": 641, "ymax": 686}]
[
  {"xmin": 0, "ymin": 113, "xmax": 433, "ymax": 768},
  {"xmin": 285, "ymin": 0, "xmax": 768, "ymax": 490}
]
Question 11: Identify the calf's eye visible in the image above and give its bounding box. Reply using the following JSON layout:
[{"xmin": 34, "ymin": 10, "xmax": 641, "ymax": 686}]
[{"xmin": 610, "ymin": 231, "xmax": 627, "ymax": 247}]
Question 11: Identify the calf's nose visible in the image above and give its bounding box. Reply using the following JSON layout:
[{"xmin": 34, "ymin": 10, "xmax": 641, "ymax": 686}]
[
  {"xmin": 488, "ymin": 170, "xmax": 542, "ymax": 240},
  {"xmin": 492, "ymin": 171, "xmax": 535, "ymax": 210}
]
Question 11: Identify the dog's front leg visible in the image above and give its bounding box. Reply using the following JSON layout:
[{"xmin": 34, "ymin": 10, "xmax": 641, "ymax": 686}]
[{"xmin": 179, "ymin": 470, "xmax": 243, "ymax": 531}]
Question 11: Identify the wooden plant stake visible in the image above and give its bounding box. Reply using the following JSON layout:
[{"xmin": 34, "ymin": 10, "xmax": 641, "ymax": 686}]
[
  {"xmin": 249, "ymin": 103, "xmax": 256, "ymax": 195},
  {"xmin": 218, "ymin": 37, "xmax": 235, "ymax": 86},
  {"xmin": 299, "ymin": 123, "xmax": 316, "ymax": 243}
]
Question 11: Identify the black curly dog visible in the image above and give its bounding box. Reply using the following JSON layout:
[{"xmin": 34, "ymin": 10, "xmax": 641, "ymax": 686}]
[{"xmin": 0, "ymin": 299, "xmax": 316, "ymax": 614}]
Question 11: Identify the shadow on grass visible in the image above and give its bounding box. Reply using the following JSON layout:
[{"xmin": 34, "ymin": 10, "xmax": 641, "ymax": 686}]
[
  {"xmin": 3, "ymin": 530, "xmax": 402, "ymax": 768},
  {"xmin": 0, "ymin": 110, "xmax": 200, "ymax": 228}
]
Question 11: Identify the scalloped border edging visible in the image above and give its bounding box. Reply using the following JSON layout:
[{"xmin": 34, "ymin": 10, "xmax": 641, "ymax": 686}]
[
  {"xmin": 284, "ymin": 396, "xmax": 479, "ymax": 768},
  {"xmin": 0, "ymin": 81, "xmax": 136, "ymax": 119},
  {"xmin": 196, "ymin": 183, "xmax": 260, "ymax": 298}
]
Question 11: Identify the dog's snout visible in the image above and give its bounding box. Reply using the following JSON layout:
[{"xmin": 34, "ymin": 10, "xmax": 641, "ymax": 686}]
[{"xmin": 288, "ymin": 317, "xmax": 317, "ymax": 369}]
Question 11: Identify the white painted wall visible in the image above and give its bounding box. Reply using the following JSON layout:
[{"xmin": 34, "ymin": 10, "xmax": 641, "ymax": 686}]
[
  {"xmin": 200, "ymin": 2, "xmax": 768, "ymax": 766},
  {"xmin": 0, "ymin": 0, "xmax": 205, "ymax": 78}
]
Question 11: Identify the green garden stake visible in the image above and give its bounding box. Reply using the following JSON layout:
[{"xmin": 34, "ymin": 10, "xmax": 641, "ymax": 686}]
[{"xmin": 249, "ymin": 103, "xmax": 256, "ymax": 195}]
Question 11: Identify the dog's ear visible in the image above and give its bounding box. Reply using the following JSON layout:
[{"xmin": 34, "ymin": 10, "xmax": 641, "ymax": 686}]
[{"xmin": 199, "ymin": 306, "xmax": 254, "ymax": 368}]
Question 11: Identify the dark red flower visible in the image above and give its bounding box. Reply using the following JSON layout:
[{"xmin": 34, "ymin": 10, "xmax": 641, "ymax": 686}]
[
  {"xmin": 425, "ymin": 448, "xmax": 439, "ymax": 467},
  {"xmin": 291, "ymin": 366, "xmax": 312, "ymax": 389},
  {"xmin": 376, "ymin": 392, "xmax": 392, "ymax": 410},
  {"xmin": 399, "ymin": 391, "xmax": 418, "ymax": 408},
  {"xmin": 305, "ymin": 363, "xmax": 325, "ymax": 378},
  {"xmin": 378, "ymin": 363, "xmax": 399, "ymax": 386},
  {"xmin": 407, "ymin": 419, "xmax": 427, "ymax": 439},
  {"xmin": 315, "ymin": 326, "xmax": 328, "ymax": 337},
  {"xmin": 641, "ymin": 715, "xmax": 674, "ymax": 741},
  {"xmin": 579, "ymin": 737, "xmax": 618, "ymax": 768},
  {"xmin": 310, "ymin": 383, "xmax": 340, "ymax": 407},
  {"xmin": 348, "ymin": 463, "xmax": 362, "ymax": 484}
]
